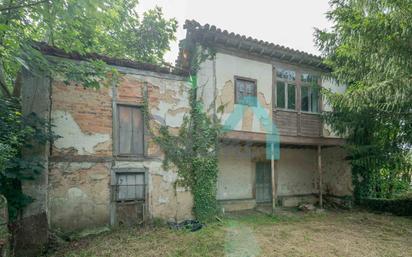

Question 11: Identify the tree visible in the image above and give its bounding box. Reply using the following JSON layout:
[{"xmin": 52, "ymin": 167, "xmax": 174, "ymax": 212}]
[
  {"xmin": 0, "ymin": 0, "xmax": 177, "ymax": 219},
  {"xmin": 315, "ymin": 0, "xmax": 412, "ymax": 200},
  {"xmin": 0, "ymin": 0, "xmax": 177, "ymax": 96}
]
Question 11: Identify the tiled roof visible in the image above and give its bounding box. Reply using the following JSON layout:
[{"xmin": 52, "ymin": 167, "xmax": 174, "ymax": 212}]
[
  {"xmin": 179, "ymin": 20, "xmax": 327, "ymax": 70},
  {"xmin": 35, "ymin": 42, "xmax": 189, "ymax": 76}
]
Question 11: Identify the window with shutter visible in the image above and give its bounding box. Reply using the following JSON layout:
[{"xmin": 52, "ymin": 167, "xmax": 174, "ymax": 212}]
[
  {"xmin": 235, "ymin": 77, "xmax": 257, "ymax": 106},
  {"xmin": 117, "ymin": 105, "xmax": 144, "ymax": 156}
]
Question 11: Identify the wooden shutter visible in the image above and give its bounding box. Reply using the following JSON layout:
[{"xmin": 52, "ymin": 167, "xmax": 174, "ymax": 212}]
[
  {"xmin": 117, "ymin": 105, "xmax": 144, "ymax": 156},
  {"xmin": 235, "ymin": 77, "xmax": 257, "ymax": 105}
]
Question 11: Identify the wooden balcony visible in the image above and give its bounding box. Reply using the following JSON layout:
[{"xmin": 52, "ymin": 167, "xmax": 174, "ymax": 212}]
[
  {"xmin": 220, "ymin": 109, "xmax": 344, "ymax": 146},
  {"xmin": 273, "ymin": 110, "xmax": 322, "ymax": 138}
]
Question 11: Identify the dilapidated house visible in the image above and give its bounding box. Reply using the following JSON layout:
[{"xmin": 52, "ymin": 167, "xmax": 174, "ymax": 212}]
[{"xmin": 19, "ymin": 20, "xmax": 352, "ymax": 252}]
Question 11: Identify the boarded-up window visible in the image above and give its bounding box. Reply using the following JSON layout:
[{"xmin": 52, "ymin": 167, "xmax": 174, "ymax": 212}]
[
  {"xmin": 116, "ymin": 173, "xmax": 145, "ymax": 201},
  {"xmin": 117, "ymin": 105, "xmax": 144, "ymax": 156},
  {"xmin": 235, "ymin": 77, "xmax": 257, "ymax": 106}
]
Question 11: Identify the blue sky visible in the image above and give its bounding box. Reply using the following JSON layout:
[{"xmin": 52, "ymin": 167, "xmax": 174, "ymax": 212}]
[{"xmin": 138, "ymin": 0, "xmax": 332, "ymax": 64}]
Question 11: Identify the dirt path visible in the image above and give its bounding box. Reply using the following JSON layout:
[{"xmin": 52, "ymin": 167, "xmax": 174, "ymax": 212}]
[{"xmin": 224, "ymin": 220, "xmax": 260, "ymax": 257}]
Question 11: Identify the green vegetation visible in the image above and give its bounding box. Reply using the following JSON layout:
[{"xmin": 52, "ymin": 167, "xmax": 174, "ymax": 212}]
[
  {"xmin": 315, "ymin": 0, "xmax": 412, "ymax": 201},
  {"xmin": 360, "ymin": 197, "xmax": 412, "ymax": 216},
  {"xmin": 0, "ymin": 0, "xmax": 177, "ymax": 219},
  {"xmin": 144, "ymin": 75, "xmax": 221, "ymax": 222},
  {"xmin": 45, "ymin": 211, "xmax": 412, "ymax": 257}
]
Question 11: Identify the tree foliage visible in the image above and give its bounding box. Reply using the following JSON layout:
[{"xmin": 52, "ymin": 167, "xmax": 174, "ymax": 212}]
[
  {"xmin": 0, "ymin": 0, "xmax": 177, "ymax": 95},
  {"xmin": 315, "ymin": 0, "xmax": 412, "ymax": 200},
  {"xmin": 0, "ymin": 98, "xmax": 56, "ymax": 220},
  {"xmin": 0, "ymin": 0, "xmax": 177, "ymax": 218}
]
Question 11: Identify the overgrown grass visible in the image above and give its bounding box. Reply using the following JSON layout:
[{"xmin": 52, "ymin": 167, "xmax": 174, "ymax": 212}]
[{"xmin": 46, "ymin": 210, "xmax": 412, "ymax": 257}]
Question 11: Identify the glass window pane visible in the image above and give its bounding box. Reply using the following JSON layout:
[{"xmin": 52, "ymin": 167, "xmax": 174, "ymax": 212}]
[
  {"xmin": 311, "ymin": 88, "xmax": 319, "ymax": 112},
  {"xmin": 277, "ymin": 69, "xmax": 296, "ymax": 81},
  {"xmin": 301, "ymin": 86, "xmax": 309, "ymax": 112},
  {"xmin": 276, "ymin": 81, "xmax": 285, "ymax": 108},
  {"xmin": 287, "ymin": 84, "xmax": 296, "ymax": 110}
]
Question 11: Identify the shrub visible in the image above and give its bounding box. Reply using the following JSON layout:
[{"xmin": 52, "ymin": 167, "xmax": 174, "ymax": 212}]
[{"xmin": 360, "ymin": 197, "xmax": 412, "ymax": 216}]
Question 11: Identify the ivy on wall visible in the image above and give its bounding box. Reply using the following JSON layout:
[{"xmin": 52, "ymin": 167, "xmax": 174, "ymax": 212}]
[{"xmin": 143, "ymin": 71, "xmax": 221, "ymax": 222}]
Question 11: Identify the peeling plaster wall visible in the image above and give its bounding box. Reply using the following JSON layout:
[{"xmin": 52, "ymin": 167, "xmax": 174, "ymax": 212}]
[
  {"xmin": 322, "ymin": 147, "xmax": 353, "ymax": 196},
  {"xmin": 112, "ymin": 160, "xmax": 193, "ymax": 222},
  {"xmin": 48, "ymin": 162, "xmax": 111, "ymax": 232},
  {"xmin": 217, "ymin": 145, "xmax": 256, "ymax": 200},
  {"xmin": 214, "ymin": 53, "xmax": 273, "ymax": 133},
  {"xmin": 197, "ymin": 58, "xmax": 215, "ymax": 114},
  {"xmin": 48, "ymin": 69, "xmax": 193, "ymax": 233},
  {"xmin": 277, "ymin": 148, "xmax": 318, "ymax": 196}
]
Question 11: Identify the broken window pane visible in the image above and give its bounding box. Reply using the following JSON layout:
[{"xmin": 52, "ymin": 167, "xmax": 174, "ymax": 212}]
[
  {"xmin": 287, "ymin": 84, "xmax": 296, "ymax": 110},
  {"xmin": 276, "ymin": 81, "xmax": 285, "ymax": 108},
  {"xmin": 301, "ymin": 86, "xmax": 309, "ymax": 112}
]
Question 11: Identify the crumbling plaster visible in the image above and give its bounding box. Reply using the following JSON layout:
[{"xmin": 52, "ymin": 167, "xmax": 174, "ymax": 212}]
[
  {"xmin": 213, "ymin": 53, "xmax": 273, "ymax": 133},
  {"xmin": 48, "ymin": 71, "xmax": 194, "ymax": 233},
  {"xmin": 119, "ymin": 74, "xmax": 190, "ymax": 128},
  {"xmin": 52, "ymin": 111, "xmax": 111, "ymax": 155}
]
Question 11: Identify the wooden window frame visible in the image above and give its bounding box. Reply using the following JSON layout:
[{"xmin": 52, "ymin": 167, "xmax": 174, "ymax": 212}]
[
  {"xmin": 113, "ymin": 171, "xmax": 146, "ymax": 202},
  {"xmin": 300, "ymin": 83, "xmax": 320, "ymax": 113},
  {"xmin": 114, "ymin": 103, "xmax": 145, "ymax": 158},
  {"xmin": 275, "ymin": 68, "xmax": 297, "ymax": 111},
  {"xmin": 234, "ymin": 76, "xmax": 257, "ymax": 106}
]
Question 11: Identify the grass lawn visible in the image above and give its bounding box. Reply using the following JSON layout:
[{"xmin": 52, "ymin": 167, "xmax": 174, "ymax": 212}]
[{"xmin": 46, "ymin": 210, "xmax": 412, "ymax": 257}]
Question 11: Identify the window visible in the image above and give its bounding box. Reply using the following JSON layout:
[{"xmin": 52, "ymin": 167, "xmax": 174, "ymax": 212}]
[
  {"xmin": 287, "ymin": 84, "xmax": 296, "ymax": 110},
  {"xmin": 276, "ymin": 68, "xmax": 296, "ymax": 110},
  {"xmin": 276, "ymin": 82, "xmax": 285, "ymax": 108},
  {"xmin": 235, "ymin": 77, "xmax": 257, "ymax": 106},
  {"xmin": 301, "ymin": 86, "xmax": 320, "ymax": 112},
  {"xmin": 301, "ymin": 86, "xmax": 309, "ymax": 112},
  {"xmin": 115, "ymin": 172, "xmax": 145, "ymax": 201},
  {"xmin": 276, "ymin": 69, "xmax": 296, "ymax": 81},
  {"xmin": 117, "ymin": 105, "xmax": 144, "ymax": 156}
]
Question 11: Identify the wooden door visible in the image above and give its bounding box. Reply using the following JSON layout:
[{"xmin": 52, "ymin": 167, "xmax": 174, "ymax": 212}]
[{"xmin": 256, "ymin": 162, "xmax": 272, "ymax": 203}]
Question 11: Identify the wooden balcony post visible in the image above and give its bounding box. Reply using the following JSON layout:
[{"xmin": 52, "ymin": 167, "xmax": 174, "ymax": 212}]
[
  {"xmin": 271, "ymin": 143, "xmax": 276, "ymax": 214},
  {"xmin": 318, "ymin": 145, "xmax": 323, "ymax": 209}
]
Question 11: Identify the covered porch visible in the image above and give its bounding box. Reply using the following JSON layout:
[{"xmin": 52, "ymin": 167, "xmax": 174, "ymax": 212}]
[{"xmin": 217, "ymin": 131, "xmax": 349, "ymax": 213}]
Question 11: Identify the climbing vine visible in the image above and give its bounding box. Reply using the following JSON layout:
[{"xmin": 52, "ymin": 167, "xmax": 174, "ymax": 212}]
[{"xmin": 143, "ymin": 49, "xmax": 221, "ymax": 221}]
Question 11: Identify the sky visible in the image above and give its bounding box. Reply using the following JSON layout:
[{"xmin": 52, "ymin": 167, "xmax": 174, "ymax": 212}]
[{"xmin": 137, "ymin": 0, "xmax": 333, "ymax": 64}]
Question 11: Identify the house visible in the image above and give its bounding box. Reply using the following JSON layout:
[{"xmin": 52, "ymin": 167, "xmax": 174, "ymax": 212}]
[{"xmin": 18, "ymin": 20, "xmax": 352, "ymax": 253}]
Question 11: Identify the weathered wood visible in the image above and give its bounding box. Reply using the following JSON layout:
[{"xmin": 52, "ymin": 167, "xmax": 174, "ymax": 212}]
[
  {"xmin": 222, "ymin": 130, "xmax": 345, "ymax": 146},
  {"xmin": 117, "ymin": 105, "xmax": 144, "ymax": 156},
  {"xmin": 318, "ymin": 145, "xmax": 323, "ymax": 208},
  {"xmin": 271, "ymin": 143, "xmax": 276, "ymax": 213}
]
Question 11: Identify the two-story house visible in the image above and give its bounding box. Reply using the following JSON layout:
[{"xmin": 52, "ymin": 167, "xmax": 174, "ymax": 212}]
[{"xmin": 18, "ymin": 20, "xmax": 352, "ymax": 253}]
